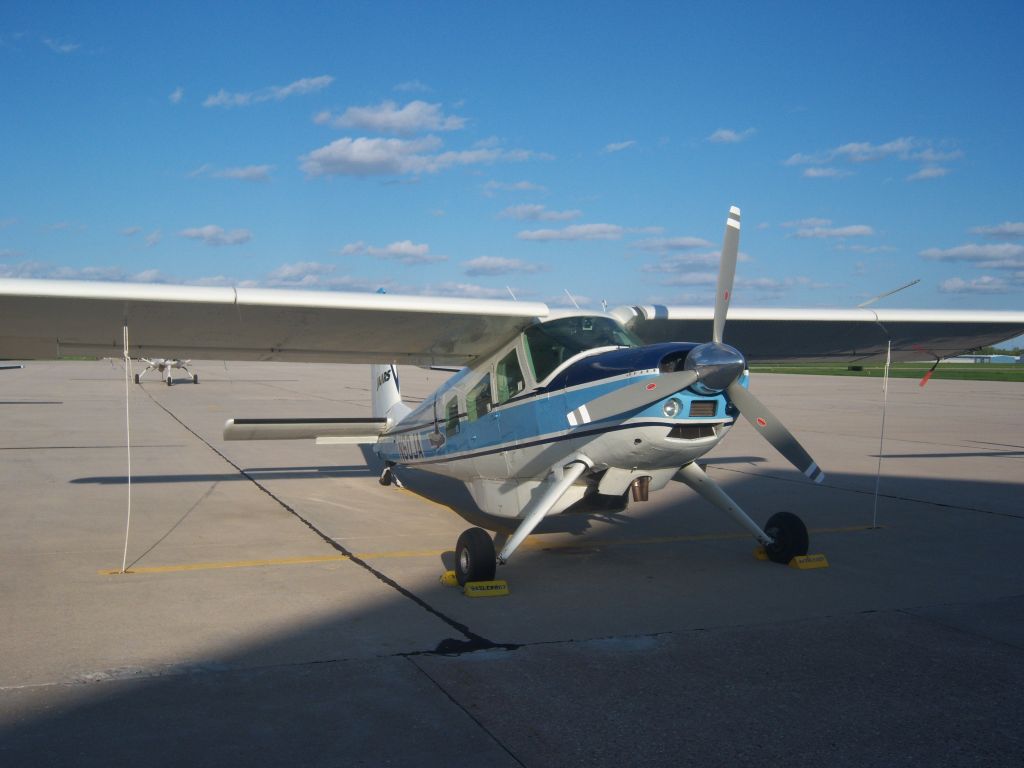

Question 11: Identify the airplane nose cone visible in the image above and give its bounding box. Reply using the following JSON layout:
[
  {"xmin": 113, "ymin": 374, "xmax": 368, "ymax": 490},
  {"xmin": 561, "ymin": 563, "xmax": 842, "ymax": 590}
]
[{"xmin": 683, "ymin": 342, "xmax": 746, "ymax": 394}]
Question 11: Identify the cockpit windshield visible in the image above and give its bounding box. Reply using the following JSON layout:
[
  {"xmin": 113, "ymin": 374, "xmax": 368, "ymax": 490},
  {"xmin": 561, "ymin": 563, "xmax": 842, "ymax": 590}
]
[{"xmin": 523, "ymin": 316, "xmax": 641, "ymax": 382}]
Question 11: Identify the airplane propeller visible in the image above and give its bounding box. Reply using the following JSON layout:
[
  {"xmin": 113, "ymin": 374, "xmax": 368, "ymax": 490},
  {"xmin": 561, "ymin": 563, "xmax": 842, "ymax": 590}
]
[{"xmin": 570, "ymin": 205, "xmax": 825, "ymax": 484}]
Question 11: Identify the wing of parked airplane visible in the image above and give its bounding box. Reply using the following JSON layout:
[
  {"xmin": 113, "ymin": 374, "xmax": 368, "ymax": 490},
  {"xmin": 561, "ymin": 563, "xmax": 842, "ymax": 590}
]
[
  {"xmin": 0, "ymin": 279, "xmax": 548, "ymax": 366},
  {"xmin": 619, "ymin": 306, "xmax": 1024, "ymax": 362},
  {"xmin": 1, "ymin": 278, "xmax": 1021, "ymax": 366}
]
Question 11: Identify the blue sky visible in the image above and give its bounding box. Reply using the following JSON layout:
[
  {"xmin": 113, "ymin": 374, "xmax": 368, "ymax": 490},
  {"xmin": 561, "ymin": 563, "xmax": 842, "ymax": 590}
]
[{"xmin": 2, "ymin": 1, "xmax": 1023, "ymax": 321}]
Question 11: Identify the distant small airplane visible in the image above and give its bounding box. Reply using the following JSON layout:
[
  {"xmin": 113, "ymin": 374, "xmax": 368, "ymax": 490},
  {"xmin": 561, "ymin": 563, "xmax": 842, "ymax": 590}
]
[
  {"xmin": 134, "ymin": 358, "xmax": 198, "ymax": 386},
  {"xmin": 0, "ymin": 363, "xmax": 24, "ymax": 370},
  {"xmin": 2, "ymin": 206, "xmax": 1023, "ymax": 587}
]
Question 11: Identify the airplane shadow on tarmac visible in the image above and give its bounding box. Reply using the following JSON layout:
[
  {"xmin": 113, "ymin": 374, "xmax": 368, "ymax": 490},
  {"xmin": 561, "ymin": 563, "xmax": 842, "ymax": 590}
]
[{"xmin": 5, "ymin": 459, "xmax": 1024, "ymax": 766}]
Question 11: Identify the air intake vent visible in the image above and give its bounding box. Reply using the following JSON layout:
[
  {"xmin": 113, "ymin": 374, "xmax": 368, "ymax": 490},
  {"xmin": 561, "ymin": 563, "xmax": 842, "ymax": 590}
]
[
  {"xmin": 689, "ymin": 400, "xmax": 717, "ymax": 417},
  {"xmin": 668, "ymin": 424, "xmax": 716, "ymax": 440}
]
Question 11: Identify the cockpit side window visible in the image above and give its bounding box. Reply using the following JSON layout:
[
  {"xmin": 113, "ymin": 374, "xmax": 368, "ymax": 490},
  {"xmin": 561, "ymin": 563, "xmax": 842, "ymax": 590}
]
[
  {"xmin": 495, "ymin": 348, "xmax": 526, "ymax": 404},
  {"xmin": 444, "ymin": 395, "xmax": 460, "ymax": 436},
  {"xmin": 466, "ymin": 374, "xmax": 492, "ymax": 421},
  {"xmin": 523, "ymin": 316, "xmax": 640, "ymax": 381}
]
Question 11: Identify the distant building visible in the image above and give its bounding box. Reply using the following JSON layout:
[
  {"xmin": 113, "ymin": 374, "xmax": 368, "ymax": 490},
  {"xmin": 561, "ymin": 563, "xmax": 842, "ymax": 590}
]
[{"xmin": 947, "ymin": 354, "xmax": 1023, "ymax": 364}]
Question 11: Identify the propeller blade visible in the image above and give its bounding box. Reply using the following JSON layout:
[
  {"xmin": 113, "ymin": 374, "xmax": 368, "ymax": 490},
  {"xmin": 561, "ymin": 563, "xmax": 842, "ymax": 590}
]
[
  {"xmin": 713, "ymin": 206, "xmax": 741, "ymax": 344},
  {"xmin": 726, "ymin": 381, "xmax": 825, "ymax": 484},
  {"xmin": 567, "ymin": 370, "xmax": 699, "ymax": 426}
]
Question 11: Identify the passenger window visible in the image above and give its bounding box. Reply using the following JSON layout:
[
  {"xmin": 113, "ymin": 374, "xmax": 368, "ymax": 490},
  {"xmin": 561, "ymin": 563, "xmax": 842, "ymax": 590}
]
[
  {"xmin": 495, "ymin": 349, "xmax": 525, "ymax": 404},
  {"xmin": 445, "ymin": 396, "xmax": 460, "ymax": 436},
  {"xmin": 466, "ymin": 374, "xmax": 492, "ymax": 421}
]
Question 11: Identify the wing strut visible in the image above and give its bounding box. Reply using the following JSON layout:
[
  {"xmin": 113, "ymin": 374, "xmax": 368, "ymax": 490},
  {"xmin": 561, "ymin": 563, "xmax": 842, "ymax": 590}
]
[{"xmin": 497, "ymin": 457, "xmax": 592, "ymax": 564}]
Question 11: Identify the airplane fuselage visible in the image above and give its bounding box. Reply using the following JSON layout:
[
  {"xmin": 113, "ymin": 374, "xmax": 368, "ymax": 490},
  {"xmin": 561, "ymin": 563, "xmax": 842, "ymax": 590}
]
[{"xmin": 374, "ymin": 314, "xmax": 743, "ymax": 519}]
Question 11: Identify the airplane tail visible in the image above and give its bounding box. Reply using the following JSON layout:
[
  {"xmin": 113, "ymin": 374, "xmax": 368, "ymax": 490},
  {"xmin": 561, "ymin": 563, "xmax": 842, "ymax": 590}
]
[{"xmin": 371, "ymin": 363, "xmax": 411, "ymax": 427}]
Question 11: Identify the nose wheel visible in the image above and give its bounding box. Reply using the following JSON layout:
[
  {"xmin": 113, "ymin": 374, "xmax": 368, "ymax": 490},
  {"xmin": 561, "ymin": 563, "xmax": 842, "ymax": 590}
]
[{"xmin": 762, "ymin": 511, "xmax": 809, "ymax": 564}]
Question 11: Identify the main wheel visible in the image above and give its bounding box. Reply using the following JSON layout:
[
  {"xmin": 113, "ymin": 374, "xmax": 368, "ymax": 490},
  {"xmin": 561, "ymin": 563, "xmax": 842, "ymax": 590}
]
[
  {"xmin": 763, "ymin": 511, "xmax": 809, "ymax": 564},
  {"xmin": 166, "ymin": 376, "xmax": 172, "ymax": 386},
  {"xmin": 133, "ymin": 373, "xmax": 140, "ymax": 384},
  {"xmin": 193, "ymin": 373, "xmax": 199, "ymax": 384},
  {"xmin": 455, "ymin": 528, "xmax": 496, "ymax": 586}
]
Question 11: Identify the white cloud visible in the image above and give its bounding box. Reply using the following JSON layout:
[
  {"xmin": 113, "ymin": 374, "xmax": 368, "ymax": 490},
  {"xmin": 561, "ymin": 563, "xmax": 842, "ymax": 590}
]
[
  {"xmin": 835, "ymin": 243, "xmax": 897, "ymax": 254},
  {"xmin": 907, "ymin": 166, "xmax": 950, "ymax": 181},
  {"xmin": 786, "ymin": 137, "xmax": 963, "ymax": 181},
  {"xmin": 421, "ymin": 282, "xmax": 511, "ymax": 299},
  {"xmin": 0, "ymin": 261, "xmax": 149, "ymax": 281},
  {"xmin": 145, "ymin": 230, "xmax": 162, "ymax": 247},
  {"xmin": 204, "ymin": 75, "xmax": 333, "ymax": 108},
  {"xmin": 914, "ymin": 148, "xmax": 963, "ymax": 163},
  {"xmin": 262, "ymin": 262, "xmax": 387, "ymax": 291},
  {"xmin": 215, "ymin": 165, "xmax": 273, "ymax": 182},
  {"xmin": 462, "ymin": 256, "xmax": 545, "ymax": 276},
  {"xmin": 499, "ymin": 204, "xmax": 582, "ymax": 222},
  {"xmin": 708, "ymin": 128, "xmax": 755, "ymax": 144},
  {"xmin": 394, "ymin": 80, "xmax": 431, "ymax": 93},
  {"xmin": 793, "ymin": 225, "xmax": 874, "ymax": 238},
  {"xmin": 633, "ymin": 236, "xmax": 713, "ymax": 252},
  {"xmin": 833, "ymin": 138, "xmax": 915, "ymax": 162},
  {"xmin": 483, "ymin": 179, "xmax": 546, "ymax": 196},
  {"xmin": 121, "ymin": 226, "xmax": 142, "ymax": 237},
  {"xmin": 0, "ymin": 249, "xmax": 22, "ymax": 259},
  {"xmin": 737, "ymin": 275, "xmax": 831, "ymax": 292},
  {"xmin": 300, "ymin": 136, "xmax": 539, "ymax": 177},
  {"xmin": 324, "ymin": 100, "xmax": 466, "ymax": 134},
  {"xmin": 0, "ymin": 218, "xmax": 16, "ymax": 229},
  {"xmin": 920, "ymin": 243, "xmax": 1024, "ymax": 262},
  {"xmin": 970, "ymin": 222, "xmax": 1024, "ymax": 239},
  {"xmin": 603, "ymin": 140, "xmax": 636, "ymax": 153},
  {"xmin": 179, "ymin": 225, "xmax": 251, "ymax": 246},
  {"xmin": 803, "ymin": 167, "xmax": 851, "ymax": 178},
  {"xmin": 341, "ymin": 240, "xmax": 445, "ymax": 265},
  {"xmin": 190, "ymin": 164, "xmax": 272, "ymax": 182},
  {"xmin": 169, "ymin": 86, "xmax": 184, "ymax": 104},
  {"xmin": 661, "ymin": 272, "xmax": 719, "ymax": 286},
  {"xmin": 782, "ymin": 218, "xmax": 831, "ymax": 228},
  {"xmin": 517, "ymin": 223, "xmax": 624, "ymax": 241},
  {"xmin": 43, "ymin": 38, "xmax": 79, "ymax": 54},
  {"xmin": 939, "ymin": 276, "xmax": 1010, "ymax": 294}
]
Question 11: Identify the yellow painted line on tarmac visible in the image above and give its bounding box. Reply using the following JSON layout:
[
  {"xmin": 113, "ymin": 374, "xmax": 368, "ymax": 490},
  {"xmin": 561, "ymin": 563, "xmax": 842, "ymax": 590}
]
[{"xmin": 99, "ymin": 525, "xmax": 877, "ymax": 576}]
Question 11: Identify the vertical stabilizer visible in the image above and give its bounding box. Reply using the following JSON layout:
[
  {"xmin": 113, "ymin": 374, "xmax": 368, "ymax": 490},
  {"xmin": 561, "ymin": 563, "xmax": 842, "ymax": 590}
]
[{"xmin": 371, "ymin": 364, "xmax": 411, "ymax": 426}]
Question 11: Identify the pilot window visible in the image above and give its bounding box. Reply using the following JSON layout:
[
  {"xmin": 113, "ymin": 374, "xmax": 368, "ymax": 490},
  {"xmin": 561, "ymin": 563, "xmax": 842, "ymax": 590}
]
[
  {"xmin": 495, "ymin": 349, "xmax": 525, "ymax": 404},
  {"xmin": 444, "ymin": 395, "xmax": 460, "ymax": 436},
  {"xmin": 523, "ymin": 316, "xmax": 640, "ymax": 382},
  {"xmin": 466, "ymin": 374, "xmax": 492, "ymax": 421}
]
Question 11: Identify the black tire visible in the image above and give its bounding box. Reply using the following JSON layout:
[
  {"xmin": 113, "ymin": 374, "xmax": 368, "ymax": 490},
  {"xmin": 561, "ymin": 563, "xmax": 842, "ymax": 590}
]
[
  {"xmin": 133, "ymin": 373, "xmax": 140, "ymax": 384},
  {"xmin": 455, "ymin": 528, "xmax": 496, "ymax": 585},
  {"xmin": 763, "ymin": 511, "xmax": 809, "ymax": 564},
  {"xmin": 166, "ymin": 377, "xmax": 172, "ymax": 386},
  {"xmin": 193, "ymin": 374, "xmax": 199, "ymax": 384}
]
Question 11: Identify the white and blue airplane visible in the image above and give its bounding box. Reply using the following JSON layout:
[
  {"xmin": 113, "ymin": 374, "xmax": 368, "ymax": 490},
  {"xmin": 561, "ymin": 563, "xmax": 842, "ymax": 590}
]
[{"xmin": 2, "ymin": 207, "xmax": 1023, "ymax": 584}]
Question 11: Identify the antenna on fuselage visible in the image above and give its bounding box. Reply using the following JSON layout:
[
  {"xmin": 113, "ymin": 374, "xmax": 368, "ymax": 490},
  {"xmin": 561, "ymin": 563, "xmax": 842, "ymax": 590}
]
[
  {"xmin": 563, "ymin": 289, "xmax": 581, "ymax": 309},
  {"xmin": 506, "ymin": 286, "xmax": 518, "ymax": 301}
]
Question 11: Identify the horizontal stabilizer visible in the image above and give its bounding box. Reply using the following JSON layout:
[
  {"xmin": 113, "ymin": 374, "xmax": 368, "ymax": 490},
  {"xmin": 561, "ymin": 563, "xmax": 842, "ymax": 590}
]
[{"xmin": 224, "ymin": 417, "xmax": 386, "ymax": 443}]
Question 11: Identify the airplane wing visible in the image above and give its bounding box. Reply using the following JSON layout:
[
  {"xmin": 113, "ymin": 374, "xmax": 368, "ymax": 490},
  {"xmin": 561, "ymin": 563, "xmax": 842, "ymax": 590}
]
[
  {"xmin": 0, "ymin": 279, "xmax": 549, "ymax": 366},
  {"xmin": 620, "ymin": 306, "xmax": 1024, "ymax": 362}
]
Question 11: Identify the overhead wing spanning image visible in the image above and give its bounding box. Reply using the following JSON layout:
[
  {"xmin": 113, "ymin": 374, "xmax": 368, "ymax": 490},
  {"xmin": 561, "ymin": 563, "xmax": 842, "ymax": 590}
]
[{"xmin": 0, "ymin": 278, "xmax": 1021, "ymax": 365}]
